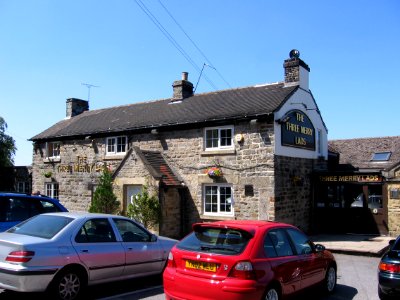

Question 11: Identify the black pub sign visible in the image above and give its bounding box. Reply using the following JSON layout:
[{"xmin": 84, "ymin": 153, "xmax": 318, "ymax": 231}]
[{"xmin": 280, "ymin": 109, "xmax": 315, "ymax": 150}]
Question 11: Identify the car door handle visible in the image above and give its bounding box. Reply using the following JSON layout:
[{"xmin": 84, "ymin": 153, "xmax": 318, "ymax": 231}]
[{"xmin": 81, "ymin": 249, "xmax": 89, "ymax": 253}]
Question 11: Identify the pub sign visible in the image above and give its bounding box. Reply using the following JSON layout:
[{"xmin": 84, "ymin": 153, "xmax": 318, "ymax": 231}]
[{"xmin": 280, "ymin": 109, "xmax": 315, "ymax": 150}]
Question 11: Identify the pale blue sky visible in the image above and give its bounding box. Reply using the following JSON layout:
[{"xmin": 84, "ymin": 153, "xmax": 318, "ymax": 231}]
[{"xmin": 1, "ymin": 0, "xmax": 399, "ymax": 166}]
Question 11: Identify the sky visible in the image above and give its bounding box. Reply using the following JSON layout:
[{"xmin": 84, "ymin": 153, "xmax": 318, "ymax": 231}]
[{"xmin": 1, "ymin": 0, "xmax": 399, "ymax": 166}]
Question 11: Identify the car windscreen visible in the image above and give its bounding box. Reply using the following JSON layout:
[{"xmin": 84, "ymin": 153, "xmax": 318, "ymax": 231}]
[
  {"xmin": 7, "ymin": 215, "xmax": 73, "ymax": 239},
  {"xmin": 176, "ymin": 227, "xmax": 251, "ymax": 255}
]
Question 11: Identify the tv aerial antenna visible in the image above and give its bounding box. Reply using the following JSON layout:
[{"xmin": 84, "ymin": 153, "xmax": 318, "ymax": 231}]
[
  {"xmin": 194, "ymin": 63, "xmax": 216, "ymax": 93},
  {"xmin": 81, "ymin": 83, "xmax": 100, "ymax": 101}
]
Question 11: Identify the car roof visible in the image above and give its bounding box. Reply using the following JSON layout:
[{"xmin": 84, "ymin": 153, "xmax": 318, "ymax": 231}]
[
  {"xmin": 193, "ymin": 220, "xmax": 295, "ymax": 235},
  {"xmin": 43, "ymin": 211, "xmax": 129, "ymax": 219},
  {"xmin": 0, "ymin": 192, "xmax": 57, "ymax": 201}
]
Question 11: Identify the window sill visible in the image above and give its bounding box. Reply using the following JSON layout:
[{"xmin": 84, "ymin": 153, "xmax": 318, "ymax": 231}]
[
  {"xmin": 201, "ymin": 149, "xmax": 236, "ymax": 156},
  {"xmin": 43, "ymin": 157, "xmax": 61, "ymax": 163},
  {"xmin": 104, "ymin": 154, "xmax": 125, "ymax": 160},
  {"xmin": 200, "ymin": 214, "xmax": 235, "ymax": 221}
]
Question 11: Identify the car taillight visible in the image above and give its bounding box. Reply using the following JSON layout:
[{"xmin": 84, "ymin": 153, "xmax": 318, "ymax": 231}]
[
  {"xmin": 167, "ymin": 251, "xmax": 176, "ymax": 268},
  {"xmin": 228, "ymin": 261, "xmax": 256, "ymax": 280},
  {"xmin": 379, "ymin": 262, "xmax": 400, "ymax": 273},
  {"xmin": 6, "ymin": 251, "xmax": 35, "ymax": 263}
]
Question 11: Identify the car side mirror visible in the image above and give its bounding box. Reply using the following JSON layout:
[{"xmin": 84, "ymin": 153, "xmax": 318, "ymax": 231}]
[
  {"xmin": 389, "ymin": 239, "xmax": 396, "ymax": 246},
  {"xmin": 150, "ymin": 234, "xmax": 157, "ymax": 242},
  {"xmin": 314, "ymin": 244, "xmax": 326, "ymax": 252}
]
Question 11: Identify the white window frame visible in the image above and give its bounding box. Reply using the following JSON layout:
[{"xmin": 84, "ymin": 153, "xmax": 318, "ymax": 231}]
[
  {"xmin": 204, "ymin": 126, "xmax": 234, "ymax": 151},
  {"xmin": 46, "ymin": 142, "xmax": 60, "ymax": 159},
  {"xmin": 106, "ymin": 136, "xmax": 127, "ymax": 155},
  {"xmin": 203, "ymin": 184, "xmax": 234, "ymax": 216},
  {"xmin": 45, "ymin": 182, "xmax": 59, "ymax": 199}
]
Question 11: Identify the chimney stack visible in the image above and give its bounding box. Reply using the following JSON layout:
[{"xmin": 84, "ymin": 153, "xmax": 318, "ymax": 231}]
[
  {"xmin": 66, "ymin": 98, "xmax": 89, "ymax": 118},
  {"xmin": 172, "ymin": 72, "xmax": 193, "ymax": 100},
  {"xmin": 283, "ymin": 49, "xmax": 310, "ymax": 90}
]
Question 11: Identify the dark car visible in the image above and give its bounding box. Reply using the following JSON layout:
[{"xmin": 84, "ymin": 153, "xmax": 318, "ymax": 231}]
[
  {"xmin": 0, "ymin": 192, "xmax": 68, "ymax": 231},
  {"xmin": 164, "ymin": 220, "xmax": 337, "ymax": 300},
  {"xmin": 378, "ymin": 236, "xmax": 400, "ymax": 299}
]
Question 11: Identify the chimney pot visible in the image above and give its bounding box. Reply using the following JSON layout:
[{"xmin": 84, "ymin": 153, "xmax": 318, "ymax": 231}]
[{"xmin": 182, "ymin": 72, "xmax": 188, "ymax": 81}]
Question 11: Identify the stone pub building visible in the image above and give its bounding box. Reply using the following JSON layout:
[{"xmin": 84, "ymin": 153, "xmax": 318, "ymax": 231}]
[{"xmin": 30, "ymin": 51, "xmax": 329, "ymax": 238}]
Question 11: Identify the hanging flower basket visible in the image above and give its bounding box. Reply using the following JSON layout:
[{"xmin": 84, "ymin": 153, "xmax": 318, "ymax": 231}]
[
  {"xmin": 206, "ymin": 167, "xmax": 223, "ymax": 178},
  {"xmin": 43, "ymin": 171, "xmax": 53, "ymax": 178}
]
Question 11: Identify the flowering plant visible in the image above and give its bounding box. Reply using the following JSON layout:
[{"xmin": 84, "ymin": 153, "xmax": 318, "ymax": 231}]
[{"xmin": 206, "ymin": 167, "xmax": 223, "ymax": 178}]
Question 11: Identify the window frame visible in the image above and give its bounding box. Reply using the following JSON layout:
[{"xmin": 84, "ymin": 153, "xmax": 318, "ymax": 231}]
[
  {"xmin": 45, "ymin": 182, "xmax": 59, "ymax": 199},
  {"xmin": 203, "ymin": 184, "xmax": 234, "ymax": 216},
  {"xmin": 204, "ymin": 126, "xmax": 234, "ymax": 151},
  {"xmin": 371, "ymin": 152, "xmax": 391, "ymax": 161},
  {"xmin": 106, "ymin": 136, "xmax": 128, "ymax": 156},
  {"xmin": 46, "ymin": 142, "xmax": 60, "ymax": 159}
]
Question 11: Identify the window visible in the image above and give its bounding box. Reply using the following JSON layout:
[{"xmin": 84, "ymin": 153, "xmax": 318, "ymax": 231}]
[
  {"xmin": 106, "ymin": 136, "xmax": 127, "ymax": 155},
  {"xmin": 203, "ymin": 184, "xmax": 233, "ymax": 216},
  {"xmin": 46, "ymin": 142, "xmax": 60, "ymax": 159},
  {"xmin": 371, "ymin": 152, "xmax": 391, "ymax": 161},
  {"xmin": 75, "ymin": 218, "xmax": 116, "ymax": 243},
  {"xmin": 390, "ymin": 189, "xmax": 400, "ymax": 199},
  {"xmin": 265, "ymin": 229, "xmax": 294, "ymax": 257},
  {"xmin": 17, "ymin": 181, "xmax": 31, "ymax": 194},
  {"xmin": 45, "ymin": 183, "xmax": 59, "ymax": 199},
  {"xmin": 204, "ymin": 126, "xmax": 233, "ymax": 150},
  {"xmin": 124, "ymin": 185, "xmax": 142, "ymax": 213},
  {"xmin": 113, "ymin": 218, "xmax": 151, "ymax": 242}
]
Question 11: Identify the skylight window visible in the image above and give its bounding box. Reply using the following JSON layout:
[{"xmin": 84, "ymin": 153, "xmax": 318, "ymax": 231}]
[{"xmin": 371, "ymin": 152, "xmax": 391, "ymax": 161}]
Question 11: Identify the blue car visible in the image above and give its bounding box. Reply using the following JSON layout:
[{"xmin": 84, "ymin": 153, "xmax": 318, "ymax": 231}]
[
  {"xmin": 378, "ymin": 235, "xmax": 400, "ymax": 299},
  {"xmin": 0, "ymin": 192, "xmax": 68, "ymax": 231}
]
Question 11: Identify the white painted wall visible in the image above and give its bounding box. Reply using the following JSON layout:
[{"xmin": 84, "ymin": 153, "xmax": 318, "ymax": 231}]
[{"xmin": 274, "ymin": 88, "xmax": 328, "ymax": 159}]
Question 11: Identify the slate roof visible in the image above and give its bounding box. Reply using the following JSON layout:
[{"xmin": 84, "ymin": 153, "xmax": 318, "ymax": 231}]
[
  {"xmin": 30, "ymin": 83, "xmax": 298, "ymax": 141},
  {"xmin": 328, "ymin": 136, "xmax": 400, "ymax": 171},
  {"xmin": 140, "ymin": 150, "xmax": 181, "ymax": 187}
]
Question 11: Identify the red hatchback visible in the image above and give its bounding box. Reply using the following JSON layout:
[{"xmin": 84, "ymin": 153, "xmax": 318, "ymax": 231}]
[{"xmin": 163, "ymin": 220, "xmax": 336, "ymax": 300}]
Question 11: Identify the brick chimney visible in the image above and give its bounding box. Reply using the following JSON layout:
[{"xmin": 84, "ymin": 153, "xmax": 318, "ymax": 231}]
[
  {"xmin": 66, "ymin": 98, "xmax": 89, "ymax": 118},
  {"xmin": 283, "ymin": 49, "xmax": 310, "ymax": 90},
  {"xmin": 172, "ymin": 72, "xmax": 193, "ymax": 100}
]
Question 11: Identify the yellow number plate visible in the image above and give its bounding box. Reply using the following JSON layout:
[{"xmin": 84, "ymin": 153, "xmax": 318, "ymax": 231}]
[{"xmin": 185, "ymin": 260, "xmax": 217, "ymax": 272}]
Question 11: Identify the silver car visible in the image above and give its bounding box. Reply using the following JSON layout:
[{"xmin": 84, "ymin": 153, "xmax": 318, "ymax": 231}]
[{"xmin": 0, "ymin": 212, "xmax": 177, "ymax": 299}]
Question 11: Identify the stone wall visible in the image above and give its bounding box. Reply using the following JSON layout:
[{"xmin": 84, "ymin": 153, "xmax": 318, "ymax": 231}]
[
  {"xmin": 274, "ymin": 155, "xmax": 314, "ymax": 232},
  {"xmin": 32, "ymin": 119, "xmax": 316, "ymax": 237},
  {"xmin": 388, "ymin": 182, "xmax": 400, "ymax": 236}
]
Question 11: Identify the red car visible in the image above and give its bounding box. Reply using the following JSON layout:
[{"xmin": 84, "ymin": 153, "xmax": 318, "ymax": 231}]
[{"xmin": 163, "ymin": 220, "xmax": 336, "ymax": 300}]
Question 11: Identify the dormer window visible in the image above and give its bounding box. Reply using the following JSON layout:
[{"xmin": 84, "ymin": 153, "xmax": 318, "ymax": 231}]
[
  {"xmin": 106, "ymin": 136, "xmax": 127, "ymax": 155},
  {"xmin": 371, "ymin": 152, "xmax": 391, "ymax": 161},
  {"xmin": 204, "ymin": 126, "xmax": 234, "ymax": 150}
]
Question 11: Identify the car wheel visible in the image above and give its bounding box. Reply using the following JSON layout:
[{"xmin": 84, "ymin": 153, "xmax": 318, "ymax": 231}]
[
  {"xmin": 323, "ymin": 265, "xmax": 337, "ymax": 293},
  {"xmin": 50, "ymin": 268, "xmax": 85, "ymax": 300},
  {"xmin": 264, "ymin": 287, "xmax": 280, "ymax": 300}
]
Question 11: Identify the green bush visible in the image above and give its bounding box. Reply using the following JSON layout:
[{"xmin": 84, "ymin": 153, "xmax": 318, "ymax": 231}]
[
  {"xmin": 127, "ymin": 185, "xmax": 161, "ymax": 228},
  {"xmin": 89, "ymin": 168, "xmax": 120, "ymax": 214}
]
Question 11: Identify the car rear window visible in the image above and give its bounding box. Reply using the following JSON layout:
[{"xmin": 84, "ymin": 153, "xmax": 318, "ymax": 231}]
[
  {"xmin": 176, "ymin": 227, "xmax": 251, "ymax": 255},
  {"xmin": 7, "ymin": 215, "xmax": 73, "ymax": 239}
]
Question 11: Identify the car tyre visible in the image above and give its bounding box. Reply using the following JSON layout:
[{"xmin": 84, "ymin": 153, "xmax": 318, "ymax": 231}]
[
  {"xmin": 49, "ymin": 268, "xmax": 85, "ymax": 300},
  {"xmin": 264, "ymin": 286, "xmax": 280, "ymax": 300},
  {"xmin": 323, "ymin": 265, "xmax": 337, "ymax": 294}
]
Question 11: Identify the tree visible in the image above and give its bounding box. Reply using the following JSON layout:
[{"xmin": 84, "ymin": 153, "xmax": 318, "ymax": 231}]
[
  {"xmin": 0, "ymin": 117, "xmax": 17, "ymax": 167},
  {"xmin": 127, "ymin": 185, "xmax": 161, "ymax": 229},
  {"xmin": 89, "ymin": 168, "xmax": 120, "ymax": 214}
]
